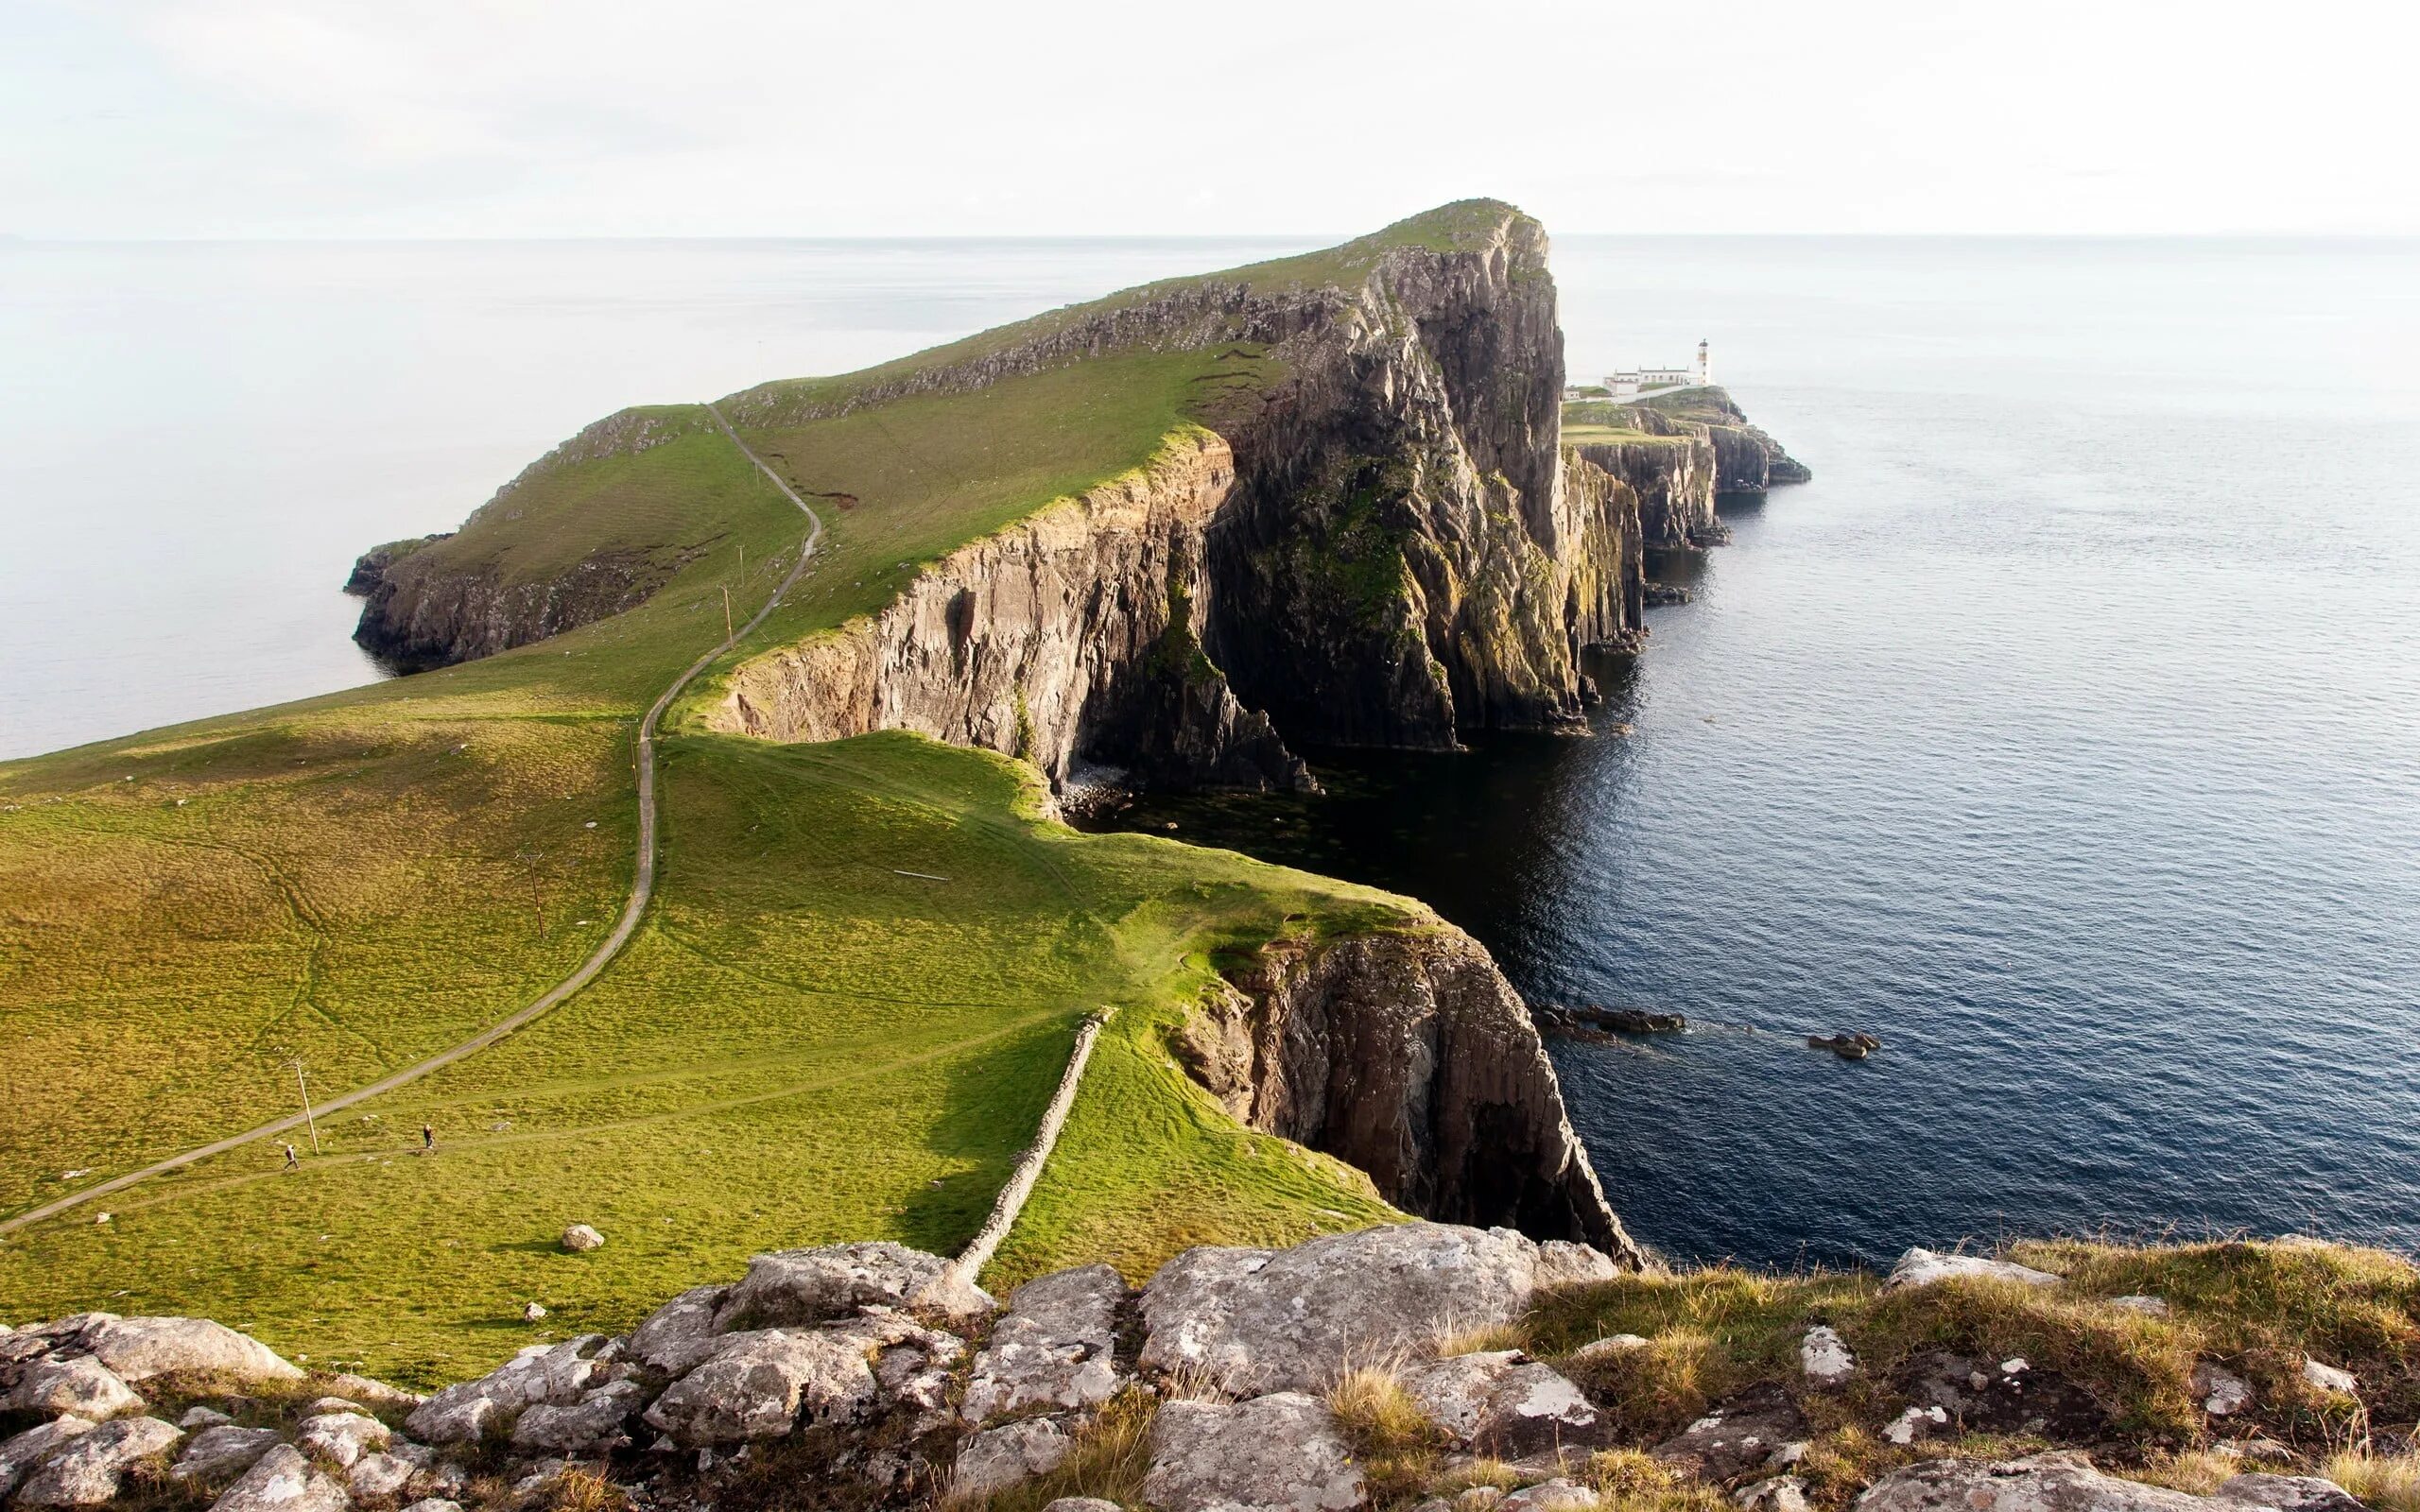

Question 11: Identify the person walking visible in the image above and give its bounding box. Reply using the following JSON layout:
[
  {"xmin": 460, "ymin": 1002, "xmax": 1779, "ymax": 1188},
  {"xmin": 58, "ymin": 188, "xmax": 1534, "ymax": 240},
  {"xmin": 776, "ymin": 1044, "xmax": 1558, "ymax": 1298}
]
[
  {"xmin": 420, "ymin": 1123, "xmax": 435, "ymax": 1155},
  {"xmin": 281, "ymin": 1142, "xmax": 298, "ymax": 1171}
]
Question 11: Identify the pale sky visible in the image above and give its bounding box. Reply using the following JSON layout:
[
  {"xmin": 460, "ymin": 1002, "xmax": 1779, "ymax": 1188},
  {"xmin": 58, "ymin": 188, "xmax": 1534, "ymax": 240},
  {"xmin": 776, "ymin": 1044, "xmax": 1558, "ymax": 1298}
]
[{"xmin": 6, "ymin": 0, "xmax": 2414, "ymax": 240}]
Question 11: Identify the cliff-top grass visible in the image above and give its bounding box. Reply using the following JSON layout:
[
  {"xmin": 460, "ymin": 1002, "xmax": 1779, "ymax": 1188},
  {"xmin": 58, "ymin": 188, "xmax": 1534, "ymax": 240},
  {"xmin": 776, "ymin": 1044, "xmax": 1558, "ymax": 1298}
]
[{"xmin": 0, "ymin": 243, "xmax": 1425, "ymax": 1378}]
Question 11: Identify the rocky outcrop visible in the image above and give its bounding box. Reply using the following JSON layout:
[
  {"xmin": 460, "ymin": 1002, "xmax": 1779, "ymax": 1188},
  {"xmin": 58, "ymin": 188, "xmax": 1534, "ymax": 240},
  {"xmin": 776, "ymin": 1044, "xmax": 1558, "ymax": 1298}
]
[
  {"xmin": 1852, "ymin": 1452, "xmax": 2360, "ymax": 1512},
  {"xmin": 710, "ymin": 430, "xmax": 1308, "ymax": 793},
  {"xmin": 1173, "ymin": 928, "xmax": 1644, "ymax": 1262},
  {"xmin": 349, "ymin": 408, "xmax": 709, "ymax": 672},
  {"xmin": 1570, "ymin": 432, "xmax": 1720, "ymax": 550}
]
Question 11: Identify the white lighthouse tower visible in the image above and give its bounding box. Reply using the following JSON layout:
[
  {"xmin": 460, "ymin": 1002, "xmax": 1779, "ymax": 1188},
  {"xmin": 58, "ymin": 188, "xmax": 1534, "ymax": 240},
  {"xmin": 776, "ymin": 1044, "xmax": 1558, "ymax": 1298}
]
[{"xmin": 1697, "ymin": 338, "xmax": 1713, "ymax": 387}]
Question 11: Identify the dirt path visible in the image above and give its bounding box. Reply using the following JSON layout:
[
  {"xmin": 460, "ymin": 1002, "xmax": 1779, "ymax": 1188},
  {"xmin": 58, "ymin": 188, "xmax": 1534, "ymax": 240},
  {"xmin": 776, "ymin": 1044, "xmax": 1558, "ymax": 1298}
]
[{"xmin": 0, "ymin": 404, "xmax": 822, "ymax": 1237}]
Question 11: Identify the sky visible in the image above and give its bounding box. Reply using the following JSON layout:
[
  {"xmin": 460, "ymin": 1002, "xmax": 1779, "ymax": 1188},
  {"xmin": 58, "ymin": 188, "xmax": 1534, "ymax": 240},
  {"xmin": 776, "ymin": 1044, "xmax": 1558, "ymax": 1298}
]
[{"xmin": 5, "ymin": 0, "xmax": 2415, "ymax": 240}]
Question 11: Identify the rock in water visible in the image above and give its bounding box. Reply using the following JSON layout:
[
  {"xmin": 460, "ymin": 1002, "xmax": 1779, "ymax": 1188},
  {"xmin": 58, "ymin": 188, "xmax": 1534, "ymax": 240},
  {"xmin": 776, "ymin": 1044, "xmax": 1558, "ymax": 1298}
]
[
  {"xmin": 1142, "ymin": 1392, "xmax": 1365, "ymax": 1512},
  {"xmin": 1885, "ymin": 1247, "xmax": 2062, "ymax": 1290},
  {"xmin": 1139, "ymin": 1223, "xmax": 1549, "ymax": 1394},
  {"xmin": 208, "ymin": 1444, "xmax": 353, "ymax": 1512}
]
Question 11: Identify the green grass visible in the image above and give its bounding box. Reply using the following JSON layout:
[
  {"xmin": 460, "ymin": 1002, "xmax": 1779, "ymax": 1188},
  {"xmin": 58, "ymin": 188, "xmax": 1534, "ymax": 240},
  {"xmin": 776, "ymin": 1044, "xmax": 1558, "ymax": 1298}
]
[{"xmin": 0, "ymin": 730, "xmax": 1418, "ymax": 1382}]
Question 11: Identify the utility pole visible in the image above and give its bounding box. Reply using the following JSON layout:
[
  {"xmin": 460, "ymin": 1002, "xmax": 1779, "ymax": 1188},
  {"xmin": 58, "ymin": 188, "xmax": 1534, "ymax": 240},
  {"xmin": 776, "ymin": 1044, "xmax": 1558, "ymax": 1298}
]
[
  {"xmin": 721, "ymin": 585, "xmax": 734, "ymax": 642},
  {"xmin": 288, "ymin": 1058, "xmax": 321, "ymax": 1153},
  {"xmin": 514, "ymin": 849, "xmax": 547, "ymax": 940}
]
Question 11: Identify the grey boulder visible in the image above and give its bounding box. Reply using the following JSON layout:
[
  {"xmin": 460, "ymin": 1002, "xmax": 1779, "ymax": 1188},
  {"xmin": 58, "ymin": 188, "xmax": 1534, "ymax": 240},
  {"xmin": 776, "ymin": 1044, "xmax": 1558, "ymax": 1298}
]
[
  {"xmin": 343, "ymin": 1454, "xmax": 417, "ymax": 1499},
  {"xmin": 629, "ymin": 1285, "xmax": 731, "ymax": 1377},
  {"xmin": 14, "ymin": 1415, "xmax": 182, "ymax": 1506},
  {"xmin": 1855, "ymin": 1452, "xmax": 2260, "ymax": 1512},
  {"xmin": 405, "ymin": 1335, "xmax": 614, "ymax": 1443},
  {"xmin": 172, "ymin": 1425, "xmax": 286, "ymax": 1486},
  {"xmin": 1142, "ymin": 1391, "xmax": 1365, "ymax": 1512},
  {"xmin": 322, "ymin": 1372, "xmax": 424, "ymax": 1410},
  {"xmin": 953, "ymin": 1417, "xmax": 1075, "ymax": 1498},
  {"xmin": 1652, "ymin": 1385, "xmax": 1808, "ymax": 1481},
  {"xmin": 85, "ymin": 1317, "xmax": 302, "ymax": 1385},
  {"xmin": 293, "ymin": 1411, "xmax": 389, "ymax": 1468},
  {"xmin": 961, "ymin": 1263, "xmax": 1128, "ymax": 1423},
  {"xmin": 1800, "ymin": 1326, "xmax": 1855, "ymax": 1386},
  {"xmin": 0, "ymin": 1417, "xmax": 96, "ymax": 1499},
  {"xmin": 641, "ymin": 1329, "xmax": 877, "ymax": 1445},
  {"xmin": 208, "ymin": 1444, "xmax": 353, "ymax": 1512},
  {"xmin": 1497, "ymin": 1480, "xmax": 1599, "ymax": 1512},
  {"xmin": 1886, "ymin": 1247, "xmax": 2062, "ymax": 1290},
  {"xmin": 1396, "ymin": 1351, "xmax": 1600, "ymax": 1456},
  {"xmin": 2213, "ymin": 1474, "xmax": 2366, "ymax": 1512},
  {"xmin": 712, "ymin": 1242, "xmax": 967, "ymax": 1331},
  {"xmin": 1140, "ymin": 1223, "xmax": 1550, "ymax": 1394},
  {"xmin": 511, "ymin": 1379, "xmax": 647, "ymax": 1454},
  {"xmin": 3, "ymin": 1356, "xmax": 142, "ymax": 1418}
]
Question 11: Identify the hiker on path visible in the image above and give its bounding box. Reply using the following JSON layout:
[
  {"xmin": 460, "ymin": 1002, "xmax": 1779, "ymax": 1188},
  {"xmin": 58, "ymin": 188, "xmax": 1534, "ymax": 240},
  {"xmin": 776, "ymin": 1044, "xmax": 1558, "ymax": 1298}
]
[
  {"xmin": 281, "ymin": 1143, "xmax": 298, "ymax": 1171},
  {"xmin": 421, "ymin": 1123, "xmax": 435, "ymax": 1154}
]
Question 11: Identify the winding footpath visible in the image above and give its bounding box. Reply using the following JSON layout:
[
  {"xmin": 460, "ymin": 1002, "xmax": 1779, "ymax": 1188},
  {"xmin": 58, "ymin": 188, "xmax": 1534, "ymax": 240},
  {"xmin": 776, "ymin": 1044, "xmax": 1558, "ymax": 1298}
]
[{"xmin": 0, "ymin": 404, "xmax": 823, "ymax": 1238}]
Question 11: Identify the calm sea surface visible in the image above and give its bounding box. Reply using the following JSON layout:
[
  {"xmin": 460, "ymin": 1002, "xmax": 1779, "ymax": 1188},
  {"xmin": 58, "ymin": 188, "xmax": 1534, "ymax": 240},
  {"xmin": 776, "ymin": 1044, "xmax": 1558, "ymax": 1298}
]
[{"xmin": 5, "ymin": 235, "xmax": 2415, "ymax": 1266}]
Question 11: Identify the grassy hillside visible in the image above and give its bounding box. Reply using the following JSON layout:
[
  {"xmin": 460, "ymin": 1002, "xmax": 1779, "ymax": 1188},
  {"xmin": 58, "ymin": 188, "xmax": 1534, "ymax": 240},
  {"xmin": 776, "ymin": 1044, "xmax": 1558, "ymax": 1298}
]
[{"xmin": 0, "ymin": 211, "xmax": 1510, "ymax": 1377}]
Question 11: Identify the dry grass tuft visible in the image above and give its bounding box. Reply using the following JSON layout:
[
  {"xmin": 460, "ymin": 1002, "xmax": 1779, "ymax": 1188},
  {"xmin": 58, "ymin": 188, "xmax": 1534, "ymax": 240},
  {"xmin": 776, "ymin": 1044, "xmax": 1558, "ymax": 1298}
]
[
  {"xmin": 961, "ymin": 1387, "xmax": 1161, "ymax": 1512},
  {"xmin": 2325, "ymin": 1447, "xmax": 2420, "ymax": 1512},
  {"xmin": 543, "ymin": 1468, "xmax": 630, "ymax": 1512},
  {"xmin": 1328, "ymin": 1366, "xmax": 1452, "ymax": 1509}
]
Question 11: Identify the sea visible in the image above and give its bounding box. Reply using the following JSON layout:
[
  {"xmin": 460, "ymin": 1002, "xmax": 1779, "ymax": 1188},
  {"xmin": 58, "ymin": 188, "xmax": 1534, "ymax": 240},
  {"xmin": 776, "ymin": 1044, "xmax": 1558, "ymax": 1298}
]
[{"xmin": 4, "ymin": 233, "xmax": 2415, "ymax": 1268}]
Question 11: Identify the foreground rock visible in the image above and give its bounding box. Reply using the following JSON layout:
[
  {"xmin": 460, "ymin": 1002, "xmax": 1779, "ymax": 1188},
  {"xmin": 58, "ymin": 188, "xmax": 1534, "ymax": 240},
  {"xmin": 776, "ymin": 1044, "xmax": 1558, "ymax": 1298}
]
[
  {"xmin": 209, "ymin": 1444, "xmax": 353, "ymax": 1512},
  {"xmin": 85, "ymin": 1316, "xmax": 303, "ymax": 1385},
  {"xmin": 0, "ymin": 1418, "xmax": 95, "ymax": 1499},
  {"xmin": 1652, "ymin": 1384, "xmax": 1807, "ymax": 1482},
  {"xmin": 953, "ymin": 1417, "xmax": 1076, "ymax": 1498},
  {"xmin": 1854, "ymin": 1452, "xmax": 2361, "ymax": 1512},
  {"xmin": 1140, "ymin": 1224, "xmax": 1584, "ymax": 1394},
  {"xmin": 961, "ymin": 1263, "xmax": 1129, "ymax": 1423},
  {"xmin": 171, "ymin": 1425, "xmax": 285, "ymax": 1486},
  {"xmin": 714, "ymin": 1242, "xmax": 982, "ymax": 1330},
  {"xmin": 406, "ymin": 1334, "xmax": 620, "ymax": 1444},
  {"xmin": 1886, "ymin": 1248, "xmax": 2062, "ymax": 1290},
  {"xmin": 1397, "ymin": 1351, "xmax": 1600, "ymax": 1457},
  {"xmin": 1143, "ymin": 1392, "xmax": 1364, "ymax": 1512},
  {"xmin": 13, "ymin": 1417, "xmax": 181, "ymax": 1506},
  {"xmin": 641, "ymin": 1329, "xmax": 876, "ymax": 1445}
]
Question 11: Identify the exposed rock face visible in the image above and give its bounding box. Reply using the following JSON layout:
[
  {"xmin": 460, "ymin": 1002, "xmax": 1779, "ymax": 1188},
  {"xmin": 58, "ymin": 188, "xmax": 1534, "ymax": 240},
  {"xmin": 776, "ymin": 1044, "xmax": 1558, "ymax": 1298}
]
[
  {"xmin": 1851, "ymin": 1452, "xmax": 2352, "ymax": 1512},
  {"xmin": 13, "ymin": 1417, "xmax": 182, "ymax": 1507},
  {"xmin": 209, "ymin": 1443, "xmax": 352, "ymax": 1512},
  {"xmin": 85, "ymin": 1315, "xmax": 303, "ymax": 1385},
  {"xmin": 1138, "ymin": 1222, "xmax": 1601, "ymax": 1395},
  {"xmin": 1572, "ymin": 434, "xmax": 1720, "ymax": 550},
  {"xmin": 1142, "ymin": 1393, "xmax": 1365, "ymax": 1512},
  {"xmin": 712, "ymin": 431, "xmax": 1307, "ymax": 793},
  {"xmin": 350, "ymin": 408, "xmax": 707, "ymax": 671},
  {"xmin": 1176, "ymin": 928, "xmax": 1641, "ymax": 1258},
  {"xmin": 1887, "ymin": 1248, "xmax": 2062, "ymax": 1290},
  {"xmin": 960, "ymin": 1263, "xmax": 1129, "ymax": 1424},
  {"xmin": 1396, "ymin": 1350, "xmax": 1602, "ymax": 1456}
]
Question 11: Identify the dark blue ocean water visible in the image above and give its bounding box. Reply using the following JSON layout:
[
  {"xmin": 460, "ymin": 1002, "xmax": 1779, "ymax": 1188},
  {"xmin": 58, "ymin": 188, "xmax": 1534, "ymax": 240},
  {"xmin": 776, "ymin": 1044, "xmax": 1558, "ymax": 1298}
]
[{"xmin": 6, "ymin": 234, "xmax": 2415, "ymax": 1268}]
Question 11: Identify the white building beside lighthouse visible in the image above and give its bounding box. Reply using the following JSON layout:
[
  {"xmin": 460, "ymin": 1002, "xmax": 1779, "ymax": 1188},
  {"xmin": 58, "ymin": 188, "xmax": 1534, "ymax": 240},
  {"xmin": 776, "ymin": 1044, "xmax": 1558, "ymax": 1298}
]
[{"xmin": 1602, "ymin": 339, "xmax": 1712, "ymax": 397}]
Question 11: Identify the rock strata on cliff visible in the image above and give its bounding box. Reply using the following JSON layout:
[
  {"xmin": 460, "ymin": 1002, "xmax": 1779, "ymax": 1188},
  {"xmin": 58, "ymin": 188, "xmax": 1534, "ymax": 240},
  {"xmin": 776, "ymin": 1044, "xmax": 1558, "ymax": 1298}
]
[
  {"xmin": 713, "ymin": 430, "xmax": 1308, "ymax": 793},
  {"xmin": 1173, "ymin": 924, "xmax": 1645, "ymax": 1263}
]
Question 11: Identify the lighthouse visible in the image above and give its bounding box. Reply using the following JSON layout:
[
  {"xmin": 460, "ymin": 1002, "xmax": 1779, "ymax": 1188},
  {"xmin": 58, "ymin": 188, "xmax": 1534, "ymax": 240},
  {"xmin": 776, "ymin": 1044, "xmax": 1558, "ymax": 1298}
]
[{"xmin": 1697, "ymin": 338, "xmax": 1712, "ymax": 387}]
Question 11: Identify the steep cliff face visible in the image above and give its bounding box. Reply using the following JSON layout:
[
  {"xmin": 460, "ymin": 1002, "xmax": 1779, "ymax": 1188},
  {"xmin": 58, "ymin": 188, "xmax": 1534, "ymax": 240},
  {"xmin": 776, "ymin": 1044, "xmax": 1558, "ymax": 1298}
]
[
  {"xmin": 1175, "ymin": 923, "xmax": 1647, "ymax": 1266},
  {"xmin": 1202, "ymin": 215, "xmax": 1613, "ymax": 747},
  {"xmin": 350, "ymin": 408, "xmax": 711, "ymax": 672},
  {"xmin": 1633, "ymin": 387, "xmax": 1812, "ymax": 492},
  {"xmin": 712, "ymin": 430, "xmax": 1307, "ymax": 792},
  {"xmin": 1572, "ymin": 434, "xmax": 1720, "ymax": 550}
]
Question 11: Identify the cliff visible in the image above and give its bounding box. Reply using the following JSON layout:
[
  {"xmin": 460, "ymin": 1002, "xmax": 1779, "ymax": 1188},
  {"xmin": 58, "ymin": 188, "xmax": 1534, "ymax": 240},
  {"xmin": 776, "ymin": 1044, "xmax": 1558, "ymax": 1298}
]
[
  {"xmin": 1175, "ymin": 925, "xmax": 1646, "ymax": 1263},
  {"xmin": 349, "ymin": 407, "xmax": 732, "ymax": 671},
  {"xmin": 714, "ymin": 429, "xmax": 1306, "ymax": 793}
]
